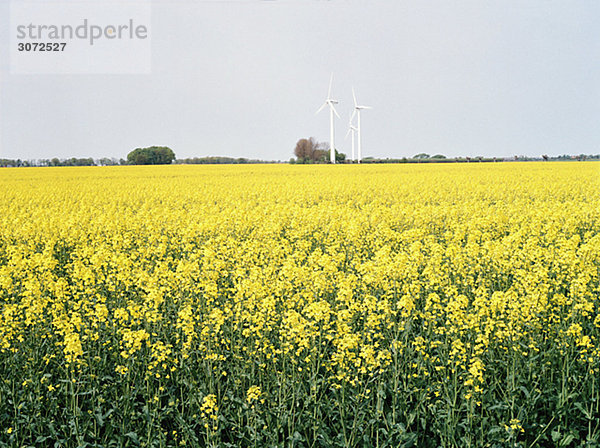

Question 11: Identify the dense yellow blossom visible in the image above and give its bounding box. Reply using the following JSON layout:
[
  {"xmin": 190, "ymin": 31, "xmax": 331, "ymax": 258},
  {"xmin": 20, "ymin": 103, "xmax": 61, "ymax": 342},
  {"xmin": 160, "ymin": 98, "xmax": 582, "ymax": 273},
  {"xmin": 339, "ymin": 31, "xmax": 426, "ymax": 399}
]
[{"xmin": 0, "ymin": 162, "xmax": 598, "ymax": 447}]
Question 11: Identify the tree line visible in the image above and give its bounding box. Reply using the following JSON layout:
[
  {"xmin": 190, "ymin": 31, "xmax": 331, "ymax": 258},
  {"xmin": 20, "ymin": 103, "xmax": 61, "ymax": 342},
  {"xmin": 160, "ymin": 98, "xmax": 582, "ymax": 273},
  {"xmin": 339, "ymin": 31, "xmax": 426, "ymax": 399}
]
[
  {"xmin": 2, "ymin": 145, "xmax": 599, "ymax": 168},
  {"xmin": 0, "ymin": 157, "xmax": 98, "ymax": 168},
  {"xmin": 175, "ymin": 157, "xmax": 266, "ymax": 165},
  {"xmin": 0, "ymin": 147, "xmax": 175, "ymax": 167}
]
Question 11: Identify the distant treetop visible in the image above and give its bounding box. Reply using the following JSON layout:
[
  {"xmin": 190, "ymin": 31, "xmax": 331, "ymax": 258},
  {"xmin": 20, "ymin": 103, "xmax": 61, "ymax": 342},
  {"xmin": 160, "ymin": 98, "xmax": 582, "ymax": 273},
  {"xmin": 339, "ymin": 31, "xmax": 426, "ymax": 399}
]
[
  {"xmin": 413, "ymin": 153, "xmax": 430, "ymax": 159},
  {"xmin": 127, "ymin": 146, "xmax": 175, "ymax": 165}
]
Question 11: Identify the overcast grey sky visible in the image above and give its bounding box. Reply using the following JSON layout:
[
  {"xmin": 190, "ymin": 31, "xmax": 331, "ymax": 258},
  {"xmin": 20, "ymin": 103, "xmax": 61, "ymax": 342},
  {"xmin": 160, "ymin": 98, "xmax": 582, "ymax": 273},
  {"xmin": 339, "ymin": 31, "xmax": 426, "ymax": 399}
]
[{"xmin": 1, "ymin": 0, "xmax": 599, "ymax": 161}]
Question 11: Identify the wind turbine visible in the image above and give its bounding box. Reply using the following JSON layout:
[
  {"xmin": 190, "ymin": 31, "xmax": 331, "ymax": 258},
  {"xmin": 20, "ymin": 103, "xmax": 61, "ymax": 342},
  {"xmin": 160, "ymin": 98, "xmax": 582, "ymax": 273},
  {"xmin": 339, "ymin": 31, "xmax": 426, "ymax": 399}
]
[
  {"xmin": 351, "ymin": 87, "xmax": 372, "ymax": 163},
  {"xmin": 345, "ymin": 112, "xmax": 358, "ymax": 162},
  {"xmin": 316, "ymin": 73, "xmax": 340, "ymax": 164}
]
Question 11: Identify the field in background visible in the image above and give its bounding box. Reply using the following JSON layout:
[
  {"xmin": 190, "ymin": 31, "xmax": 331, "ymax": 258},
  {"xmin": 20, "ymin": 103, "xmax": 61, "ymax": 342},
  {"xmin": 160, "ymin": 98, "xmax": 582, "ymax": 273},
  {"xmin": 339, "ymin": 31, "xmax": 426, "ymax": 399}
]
[{"xmin": 0, "ymin": 163, "xmax": 599, "ymax": 447}]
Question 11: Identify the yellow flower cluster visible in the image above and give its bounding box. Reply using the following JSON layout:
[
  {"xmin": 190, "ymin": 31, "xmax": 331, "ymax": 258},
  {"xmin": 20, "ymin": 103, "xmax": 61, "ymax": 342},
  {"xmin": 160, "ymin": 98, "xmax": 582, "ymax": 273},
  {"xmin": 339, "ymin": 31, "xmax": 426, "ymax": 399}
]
[
  {"xmin": 200, "ymin": 394, "xmax": 218, "ymax": 430},
  {"xmin": 246, "ymin": 385, "xmax": 262, "ymax": 405}
]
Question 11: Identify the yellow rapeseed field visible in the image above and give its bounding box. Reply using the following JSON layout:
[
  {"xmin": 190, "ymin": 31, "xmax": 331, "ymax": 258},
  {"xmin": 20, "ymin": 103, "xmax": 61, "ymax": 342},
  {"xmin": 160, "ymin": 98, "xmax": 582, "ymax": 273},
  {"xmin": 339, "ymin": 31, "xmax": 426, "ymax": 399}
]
[{"xmin": 0, "ymin": 162, "xmax": 599, "ymax": 447}]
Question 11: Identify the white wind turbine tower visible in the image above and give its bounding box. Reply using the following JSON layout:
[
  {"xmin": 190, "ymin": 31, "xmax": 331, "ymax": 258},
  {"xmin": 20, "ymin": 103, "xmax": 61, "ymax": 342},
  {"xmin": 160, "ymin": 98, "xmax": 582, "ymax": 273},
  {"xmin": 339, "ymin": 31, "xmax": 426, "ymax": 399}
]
[
  {"xmin": 346, "ymin": 112, "xmax": 358, "ymax": 162},
  {"xmin": 351, "ymin": 87, "xmax": 372, "ymax": 163},
  {"xmin": 316, "ymin": 73, "xmax": 340, "ymax": 164}
]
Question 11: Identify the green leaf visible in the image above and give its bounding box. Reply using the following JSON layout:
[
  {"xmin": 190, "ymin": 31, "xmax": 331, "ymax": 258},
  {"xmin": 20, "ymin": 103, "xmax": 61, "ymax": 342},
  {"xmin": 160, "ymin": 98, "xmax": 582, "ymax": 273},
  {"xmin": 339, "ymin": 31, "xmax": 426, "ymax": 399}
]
[{"xmin": 560, "ymin": 433, "xmax": 575, "ymax": 446}]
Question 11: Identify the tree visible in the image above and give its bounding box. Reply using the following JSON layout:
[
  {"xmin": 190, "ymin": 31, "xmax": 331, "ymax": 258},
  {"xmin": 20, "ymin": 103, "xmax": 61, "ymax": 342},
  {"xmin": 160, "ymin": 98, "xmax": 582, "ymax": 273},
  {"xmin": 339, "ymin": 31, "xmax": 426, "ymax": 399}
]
[
  {"xmin": 314, "ymin": 142, "xmax": 330, "ymax": 163},
  {"xmin": 294, "ymin": 138, "xmax": 318, "ymax": 163},
  {"xmin": 413, "ymin": 153, "xmax": 430, "ymax": 159},
  {"xmin": 127, "ymin": 146, "xmax": 175, "ymax": 165}
]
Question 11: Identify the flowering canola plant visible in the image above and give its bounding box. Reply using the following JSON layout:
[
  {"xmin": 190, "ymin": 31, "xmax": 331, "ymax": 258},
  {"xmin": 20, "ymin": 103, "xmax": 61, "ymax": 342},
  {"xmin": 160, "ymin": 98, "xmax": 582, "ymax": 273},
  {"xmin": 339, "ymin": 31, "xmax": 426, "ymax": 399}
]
[{"xmin": 0, "ymin": 162, "xmax": 599, "ymax": 447}]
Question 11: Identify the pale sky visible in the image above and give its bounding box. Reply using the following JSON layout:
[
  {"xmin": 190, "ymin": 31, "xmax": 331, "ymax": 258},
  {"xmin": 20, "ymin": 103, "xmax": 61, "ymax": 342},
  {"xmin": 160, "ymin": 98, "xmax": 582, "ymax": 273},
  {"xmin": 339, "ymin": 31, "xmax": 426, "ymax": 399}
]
[{"xmin": 1, "ymin": 0, "xmax": 599, "ymax": 161}]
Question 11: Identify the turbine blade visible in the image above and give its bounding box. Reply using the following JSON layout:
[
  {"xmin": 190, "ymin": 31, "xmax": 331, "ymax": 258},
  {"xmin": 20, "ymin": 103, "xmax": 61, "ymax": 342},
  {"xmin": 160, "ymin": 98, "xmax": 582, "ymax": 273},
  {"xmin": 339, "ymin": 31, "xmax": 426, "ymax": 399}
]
[
  {"xmin": 352, "ymin": 87, "xmax": 357, "ymax": 107},
  {"xmin": 330, "ymin": 103, "xmax": 341, "ymax": 119},
  {"xmin": 351, "ymin": 108, "xmax": 357, "ymax": 121},
  {"xmin": 345, "ymin": 128, "xmax": 351, "ymax": 139},
  {"xmin": 316, "ymin": 102, "xmax": 327, "ymax": 114},
  {"xmin": 328, "ymin": 73, "xmax": 334, "ymax": 99}
]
